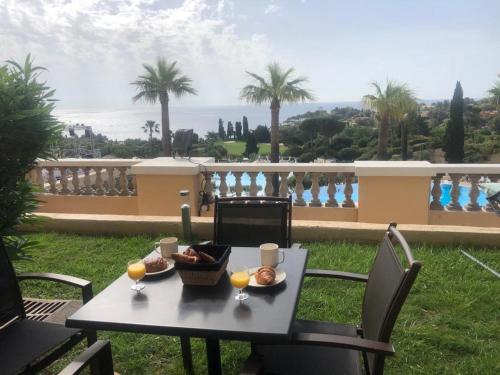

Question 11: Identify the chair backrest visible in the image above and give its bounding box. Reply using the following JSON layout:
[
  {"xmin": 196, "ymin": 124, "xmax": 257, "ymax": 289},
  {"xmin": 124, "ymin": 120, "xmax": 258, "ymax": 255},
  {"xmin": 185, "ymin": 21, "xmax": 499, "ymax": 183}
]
[
  {"xmin": 0, "ymin": 238, "xmax": 25, "ymax": 327},
  {"xmin": 213, "ymin": 196, "xmax": 292, "ymax": 248},
  {"xmin": 361, "ymin": 223, "xmax": 421, "ymax": 375}
]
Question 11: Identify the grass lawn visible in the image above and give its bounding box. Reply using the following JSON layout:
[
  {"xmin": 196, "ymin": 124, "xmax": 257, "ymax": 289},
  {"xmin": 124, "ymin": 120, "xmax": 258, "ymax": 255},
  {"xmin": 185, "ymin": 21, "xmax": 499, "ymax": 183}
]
[
  {"xmin": 13, "ymin": 233, "xmax": 500, "ymax": 374},
  {"xmin": 215, "ymin": 141, "xmax": 287, "ymax": 157}
]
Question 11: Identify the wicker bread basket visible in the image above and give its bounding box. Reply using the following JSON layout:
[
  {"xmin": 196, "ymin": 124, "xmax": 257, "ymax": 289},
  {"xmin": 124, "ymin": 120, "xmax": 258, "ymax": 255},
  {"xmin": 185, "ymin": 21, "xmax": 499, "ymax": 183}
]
[{"xmin": 174, "ymin": 245, "xmax": 231, "ymax": 286}]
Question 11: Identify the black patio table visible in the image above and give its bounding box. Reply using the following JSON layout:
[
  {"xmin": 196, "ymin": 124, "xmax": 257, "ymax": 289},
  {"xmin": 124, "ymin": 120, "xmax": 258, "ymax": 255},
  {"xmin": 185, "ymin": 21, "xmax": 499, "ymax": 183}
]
[{"xmin": 66, "ymin": 246, "xmax": 308, "ymax": 375}]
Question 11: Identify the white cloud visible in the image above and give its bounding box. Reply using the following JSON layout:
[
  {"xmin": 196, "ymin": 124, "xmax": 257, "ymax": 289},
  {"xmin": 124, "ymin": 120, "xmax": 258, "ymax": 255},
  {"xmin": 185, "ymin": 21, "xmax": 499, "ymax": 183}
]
[
  {"xmin": 0, "ymin": 0, "xmax": 272, "ymax": 107},
  {"xmin": 264, "ymin": 3, "xmax": 281, "ymax": 15}
]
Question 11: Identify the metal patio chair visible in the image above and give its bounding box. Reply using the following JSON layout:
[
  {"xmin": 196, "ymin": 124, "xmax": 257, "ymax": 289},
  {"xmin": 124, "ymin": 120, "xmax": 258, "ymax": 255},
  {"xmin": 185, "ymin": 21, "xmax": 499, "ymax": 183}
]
[
  {"xmin": 58, "ymin": 340, "xmax": 115, "ymax": 375},
  {"xmin": 213, "ymin": 195, "xmax": 297, "ymax": 248},
  {"xmin": 0, "ymin": 237, "xmax": 96, "ymax": 375},
  {"xmin": 241, "ymin": 223, "xmax": 422, "ymax": 375}
]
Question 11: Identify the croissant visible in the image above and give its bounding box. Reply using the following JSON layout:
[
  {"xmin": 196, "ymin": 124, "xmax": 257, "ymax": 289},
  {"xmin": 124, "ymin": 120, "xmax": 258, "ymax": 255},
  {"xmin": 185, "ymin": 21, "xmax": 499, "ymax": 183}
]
[
  {"xmin": 255, "ymin": 266, "xmax": 276, "ymax": 285},
  {"xmin": 171, "ymin": 253, "xmax": 199, "ymax": 263},
  {"xmin": 184, "ymin": 248, "xmax": 200, "ymax": 258},
  {"xmin": 199, "ymin": 251, "xmax": 216, "ymax": 263}
]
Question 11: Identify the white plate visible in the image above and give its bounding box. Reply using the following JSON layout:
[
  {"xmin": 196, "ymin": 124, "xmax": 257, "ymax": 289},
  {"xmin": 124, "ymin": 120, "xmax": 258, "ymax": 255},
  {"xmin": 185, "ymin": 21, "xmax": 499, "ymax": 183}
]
[
  {"xmin": 248, "ymin": 267, "xmax": 286, "ymax": 288},
  {"xmin": 144, "ymin": 251, "xmax": 175, "ymax": 276}
]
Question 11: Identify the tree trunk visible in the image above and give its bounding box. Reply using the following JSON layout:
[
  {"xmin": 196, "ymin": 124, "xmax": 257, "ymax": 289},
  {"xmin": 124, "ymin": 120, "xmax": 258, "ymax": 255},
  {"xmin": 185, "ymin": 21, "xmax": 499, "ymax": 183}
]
[
  {"xmin": 149, "ymin": 131, "xmax": 153, "ymax": 156},
  {"xmin": 377, "ymin": 115, "xmax": 390, "ymax": 160},
  {"xmin": 270, "ymin": 101, "xmax": 280, "ymax": 196},
  {"xmin": 400, "ymin": 121, "xmax": 408, "ymax": 160},
  {"xmin": 160, "ymin": 93, "xmax": 171, "ymax": 156}
]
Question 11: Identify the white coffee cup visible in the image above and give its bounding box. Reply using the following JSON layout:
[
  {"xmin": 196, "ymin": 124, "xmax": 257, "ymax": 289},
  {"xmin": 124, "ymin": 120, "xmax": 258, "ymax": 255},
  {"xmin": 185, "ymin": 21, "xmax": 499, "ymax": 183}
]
[
  {"xmin": 158, "ymin": 237, "xmax": 178, "ymax": 258},
  {"xmin": 260, "ymin": 243, "xmax": 285, "ymax": 268}
]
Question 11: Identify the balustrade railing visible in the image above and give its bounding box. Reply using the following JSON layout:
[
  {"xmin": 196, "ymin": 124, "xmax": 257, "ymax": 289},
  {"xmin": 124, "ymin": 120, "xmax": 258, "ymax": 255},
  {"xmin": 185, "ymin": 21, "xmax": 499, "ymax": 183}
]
[
  {"xmin": 430, "ymin": 164, "xmax": 500, "ymax": 212},
  {"xmin": 29, "ymin": 158, "xmax": 499, "ymax": 217},
  {"xmin": 203, "ymin": 163, "xmax": 356, "ymax": 208},
  {"xmin": 31, "ymin": 159, "xmax": 139, "ymax": 196}
]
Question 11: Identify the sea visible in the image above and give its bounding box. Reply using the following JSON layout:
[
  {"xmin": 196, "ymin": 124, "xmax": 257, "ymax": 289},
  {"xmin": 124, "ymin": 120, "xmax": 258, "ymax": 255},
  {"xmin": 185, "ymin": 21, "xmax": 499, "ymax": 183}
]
[{"xmin": 53, "ymin": 102, "xmax": 362, "ymax": 141}]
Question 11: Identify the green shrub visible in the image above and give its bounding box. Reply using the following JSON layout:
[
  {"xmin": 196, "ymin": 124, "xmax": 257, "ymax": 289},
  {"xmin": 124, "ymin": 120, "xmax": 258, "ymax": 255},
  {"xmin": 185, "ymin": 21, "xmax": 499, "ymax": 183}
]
[
  {"xmin": 0, "ymin": 55, "xmax": 61, "ymax": 252},
  {"xmin": 336, "ymin": 147, "xmax": 361, "ymax": 162}
]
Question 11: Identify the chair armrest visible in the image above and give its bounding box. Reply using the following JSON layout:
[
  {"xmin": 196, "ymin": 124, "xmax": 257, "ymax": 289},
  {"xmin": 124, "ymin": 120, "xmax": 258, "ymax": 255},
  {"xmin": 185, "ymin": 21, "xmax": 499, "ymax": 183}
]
[
  {"xmin": 305, "ymin": 269, "xmax": 368, "ymax": 282},
  {"xmin": 240, "ymin": 353, "xmax": 263, "ymax": 375},
  {"xmin": 199, "ymin": 240, "xmax": 213, "ymax": 245},
  {"xmin": 17, "ymin": 272, "xmax": 93, "ymax": 303},
  {"xmin": 292, "ymin": 332, "xmax": 395, "ymax": 356},
  {"xmin": 58, "ymin": 340, "xmax": 114, "ymax": 375},
  {"xmin": 290, "ymin": 243, "xmax": 302, "ymax": 249}
]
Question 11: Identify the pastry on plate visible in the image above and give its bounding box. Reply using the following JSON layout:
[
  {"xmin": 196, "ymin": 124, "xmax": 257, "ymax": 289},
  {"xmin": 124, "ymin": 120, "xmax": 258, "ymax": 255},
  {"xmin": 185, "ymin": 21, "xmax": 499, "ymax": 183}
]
[
  {"xmin": 255, "ymin": 266, "xmax": 276, "ymax": 285},
  {"xmin": 144, "ymin": 257, "xmax": 169, "ymax": 273}
]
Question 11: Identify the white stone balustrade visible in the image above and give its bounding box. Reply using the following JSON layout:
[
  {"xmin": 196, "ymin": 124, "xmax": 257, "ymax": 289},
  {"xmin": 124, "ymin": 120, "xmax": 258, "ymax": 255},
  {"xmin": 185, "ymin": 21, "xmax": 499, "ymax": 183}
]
[
  {"xmin": 28, "ymin": 159, "xmax": 500, "ymax": 222},
  {"xmin": 431, "ymin": 164, "xmax": 500, "ymax": 212},
  {"xmin": 32, "ymin": 159, "xmax": 139, "ymax": 196},
  {"xmin": 204, "ymin": 163, "xmax": 356, "ymax": 208}
]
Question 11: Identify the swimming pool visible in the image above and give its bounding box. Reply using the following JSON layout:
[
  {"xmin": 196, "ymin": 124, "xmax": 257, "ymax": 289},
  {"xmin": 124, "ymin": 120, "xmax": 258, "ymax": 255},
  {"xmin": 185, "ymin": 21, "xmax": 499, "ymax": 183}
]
[{"xmin": 213, "ymin": 172, "xmax": 487, "ymax": 206}]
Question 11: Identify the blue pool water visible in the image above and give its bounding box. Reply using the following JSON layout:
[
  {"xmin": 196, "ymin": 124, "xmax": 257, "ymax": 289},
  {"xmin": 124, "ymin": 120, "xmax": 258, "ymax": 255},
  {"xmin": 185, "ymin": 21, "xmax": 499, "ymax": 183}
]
[{"xmin": 214, "ymin": 172, "xmax": 487, "ymax": 206}]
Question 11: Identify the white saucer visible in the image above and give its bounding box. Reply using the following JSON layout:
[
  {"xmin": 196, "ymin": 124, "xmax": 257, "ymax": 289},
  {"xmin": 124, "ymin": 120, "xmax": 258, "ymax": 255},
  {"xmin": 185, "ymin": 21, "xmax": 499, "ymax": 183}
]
[
  {"xmin": 144, "ymin": 250, "xmax": 175, "ymax": 277},
  {"xmin": 248, "ymin": 267, "xmax": 286, "ymax": 288}
]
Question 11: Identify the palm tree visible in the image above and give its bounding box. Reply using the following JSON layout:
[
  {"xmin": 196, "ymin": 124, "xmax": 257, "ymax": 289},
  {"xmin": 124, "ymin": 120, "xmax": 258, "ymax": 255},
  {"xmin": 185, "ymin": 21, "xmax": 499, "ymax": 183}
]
[
  {"xmin": 488, "ymin": 74, "xmax": 500, "ymax": 110},
  {"xmin": 141, "ymin": 120, "xmax": 159, "ymax": 154},
  {"xmin": 363, "ymin": 81, "xmax": 417, "ymax": 160},
  {"xmin": 131, "ymin": 58, "xmax": 196, "ymax": 156},
  {"xmin": 240, "ymin": 63, "xmax": 313, "ymax": 193}
]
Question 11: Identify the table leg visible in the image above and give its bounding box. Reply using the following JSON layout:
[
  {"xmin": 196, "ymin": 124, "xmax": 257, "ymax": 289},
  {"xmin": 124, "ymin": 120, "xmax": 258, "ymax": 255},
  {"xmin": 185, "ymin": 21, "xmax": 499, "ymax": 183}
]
[
  {"xmin": 181, "ymin": 336, "xmax": 194, "ymax": 374},
  {"xmin": 205, "ymin": 338, "xmax": 222, "ymax": 375}
]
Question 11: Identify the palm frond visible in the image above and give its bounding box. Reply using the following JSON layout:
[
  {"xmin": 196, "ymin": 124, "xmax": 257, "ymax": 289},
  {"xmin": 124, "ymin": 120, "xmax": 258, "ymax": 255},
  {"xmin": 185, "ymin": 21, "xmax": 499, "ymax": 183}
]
[
  {"xmin": 364, "ymin": 80, "xmax": 417, "ymax": 121},
  {"xmin": 171, "ymin": 75, "xmax": 197, "ymax": 98},
  {"xmin": 131, "ymin": 57, "xmax": 196, "ymax": 103},
  {"xmin": 241, "ymin": 63, "xmax": 313, "ymax": 105},
  {"xmin": 240, "ymin": 84, "xmax": 272, "ymax": 104}
]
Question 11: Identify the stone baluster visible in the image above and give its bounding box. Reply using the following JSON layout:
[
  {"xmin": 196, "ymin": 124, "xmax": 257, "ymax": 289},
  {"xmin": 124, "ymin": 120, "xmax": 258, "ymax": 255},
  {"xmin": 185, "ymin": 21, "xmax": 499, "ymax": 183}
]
[
  {"xmin": 342, "ymin": 173, "xmax": 355, "ymax": 208},
  {"xmin": 249, "ymin": 172, "xmax": 258, "ymax": 196},
  {"xmin": 47, "ymin": 167, "xmax": 58, "ymax": 194},
  {"xmin": 118, "ymin": 167, "xmax": 128, "ymax": 196},
  {"xmin": 35, "ymin": 167, "xmax": 45, "ymax": 190},
  {"xmin": 309, "ymin": 173, "xmax": 322, "ymax": 207},
  {"xmin": 82, "ymin": 167, "xmax": 94, "ymax": 195},
  {"xmin": 219, "ymin": 172, "xmax": 228, "ymax": 198},
  {"xmin": 430, "ymin": 174, "xmax": 444, "ymax": 210},
  {"xmin": 325, "ymin": 173, "xmax": 338, "ymax": 207},
  {"xmin": 130, "ymin": 174, "xmax": 137, "ymax": 196},
  {"xmin": 71, "ymin": 167, "xmax": 80, "ymax": 195},
  {"xmin": 465, "ymin": 174, "xmax": 481, "ymax": 211},
  {"xmin": 264, "ymin": 172, "xmax": 274, "ymax": 197},
  {"xmin": 106, "ymin": 167, "xmax": 117, "ymax": 196},
  {"xmin": 59, "ymin": 167, "xmax": 70, "ymax": 195},
  {"xmin": 234, "ymin": 172, "xmax": 243, "ymax": 197},
  {"xmin": 446, "ymin": 173, "xmax": 462, "ymax": 210},
  {"xmin": 203, "ymin": 172, "xmax": 214, "ymax": 201},
  {"xmin": 94, "ymin": 167, "xmax": 104, "ymax": 195},
  {"xmin": 293, "ymin": 172, "xmax": 306, "ymax": 206},
  {"xmin": 279, "ymin": 172, "xmax": 289, "ymax": 198},
  {"xmin": 484, "ymin": 174, "xmax": 500, "ymax": 212}
]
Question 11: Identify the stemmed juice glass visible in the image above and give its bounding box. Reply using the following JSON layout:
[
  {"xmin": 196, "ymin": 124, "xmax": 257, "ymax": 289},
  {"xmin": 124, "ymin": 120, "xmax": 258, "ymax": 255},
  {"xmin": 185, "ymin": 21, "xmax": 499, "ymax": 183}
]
[
  {"xmin": 230, "ymin": 267, "xmax": 250, "ymax": 301},
  {"xmin": 127, "ymin": 259, "xmax": 146, "ymax": 292}
]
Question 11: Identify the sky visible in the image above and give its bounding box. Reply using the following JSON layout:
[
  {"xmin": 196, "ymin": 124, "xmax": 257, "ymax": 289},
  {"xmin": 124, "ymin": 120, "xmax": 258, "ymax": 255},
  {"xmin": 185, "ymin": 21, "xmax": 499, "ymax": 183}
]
[{"xmin": 1, "ymin": 0, "xmax": 499, "ymax": 109}]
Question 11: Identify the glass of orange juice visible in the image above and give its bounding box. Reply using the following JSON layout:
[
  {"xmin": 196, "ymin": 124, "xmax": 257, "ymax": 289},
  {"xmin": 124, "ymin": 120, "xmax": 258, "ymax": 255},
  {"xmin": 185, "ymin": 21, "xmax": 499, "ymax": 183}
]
[
  {"xmin": 127, "ymin": 259, "xmax": 146, "ymax": 292},
  {"xmin": 230, "ymin": 267, "xmax": 250, "ymax": 301}
]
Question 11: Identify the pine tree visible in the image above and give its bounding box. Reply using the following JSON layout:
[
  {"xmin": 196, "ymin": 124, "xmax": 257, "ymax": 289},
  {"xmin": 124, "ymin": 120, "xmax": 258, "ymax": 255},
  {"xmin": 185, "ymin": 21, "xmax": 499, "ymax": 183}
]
[
  {"xmin": 235, "ymin": 121, "xmax": 242, "ymax": 140},
  {"xmin": 444, "ymin": 82, "xmax": 465, "ymax": 163},
  {"xmin": 227, "ymin": 121, "xmax": 234, "ymax": 140},
  {"xmin": 244, "ymin": 131, "xmax": 259, "ymax": 157},
  {"xmin": 242, "ymin": 116, "xmax": 249, "ymax": 140},
  {"xmin": 218, "ymin": 118, "xmax": 226, "ymax": 140}
]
